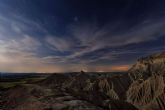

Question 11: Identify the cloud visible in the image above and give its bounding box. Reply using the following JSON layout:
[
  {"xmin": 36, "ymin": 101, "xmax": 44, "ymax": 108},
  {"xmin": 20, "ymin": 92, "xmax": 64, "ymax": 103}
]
[
  {"xmin": 0, "ymin": 1, "xmax": 165, "ymax": 72},
  {"xmin": 42, "ymin": 18, "xmax": 165, "ymax": 68},
  {"xmin": 0, "ymin": 32, "xmax": 79, "ymax": 72},
  {"xmin": 45, "ymin": 36, "xmax": 74, "ymax": 52},
  {"xmin": 0, "ymin": 35, "xmax": 41, "ymax": 52},
  {"xmin": 0, "ymin": 35, "xmax": 43, "ymax": 71},
  {"xmin": 0, "ymin": 9, "xmax": 48, "ymax": 40}
]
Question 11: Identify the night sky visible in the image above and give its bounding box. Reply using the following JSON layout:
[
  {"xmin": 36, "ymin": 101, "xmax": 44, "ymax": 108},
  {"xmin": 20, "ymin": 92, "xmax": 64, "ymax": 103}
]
[{"xmin": 0, "ymin": 0, "xmax": 165, "ymax": 72}]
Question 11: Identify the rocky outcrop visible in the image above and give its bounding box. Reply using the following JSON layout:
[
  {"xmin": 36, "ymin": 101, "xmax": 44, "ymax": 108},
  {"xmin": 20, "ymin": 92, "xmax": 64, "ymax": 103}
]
[
  {"xmin": 127, "ymin": 52, "xmax": 165, "ymax": 110},
  {"xmin": 128, "ymin": 52, "xmax": 165, "ymax": 80}
]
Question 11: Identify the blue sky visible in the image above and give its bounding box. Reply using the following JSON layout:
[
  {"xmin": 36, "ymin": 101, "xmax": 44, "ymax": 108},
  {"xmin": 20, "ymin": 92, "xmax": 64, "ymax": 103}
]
[{"xmin": 0, "ymin": 0, "xmax": 165, "ymax": 72}]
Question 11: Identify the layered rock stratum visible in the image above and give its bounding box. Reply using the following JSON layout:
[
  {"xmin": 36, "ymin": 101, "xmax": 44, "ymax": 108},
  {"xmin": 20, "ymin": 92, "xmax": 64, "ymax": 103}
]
[{"xmin": 127, "ymin": 52, "xmax": 165, "ymax": 110}]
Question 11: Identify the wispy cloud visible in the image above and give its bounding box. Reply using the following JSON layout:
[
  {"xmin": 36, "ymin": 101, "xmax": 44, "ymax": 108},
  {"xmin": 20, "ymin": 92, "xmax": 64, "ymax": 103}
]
[
  {"xmin": 45, "ymin": 36, "xmax": 74, "ymax": 52},
  {"xmin": 44, "ymin": 19, "xmax": 165, "ymax": 66},
  {"xmin": 0, "ymin": 35, "xmax": 40, "ymax": 63}
]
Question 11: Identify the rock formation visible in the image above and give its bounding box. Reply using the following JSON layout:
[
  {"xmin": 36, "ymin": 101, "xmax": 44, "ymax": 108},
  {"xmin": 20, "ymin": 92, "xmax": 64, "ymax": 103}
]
[{"xmin": 1, "ymin": 52, "xmax": 165, "ymax": 110}]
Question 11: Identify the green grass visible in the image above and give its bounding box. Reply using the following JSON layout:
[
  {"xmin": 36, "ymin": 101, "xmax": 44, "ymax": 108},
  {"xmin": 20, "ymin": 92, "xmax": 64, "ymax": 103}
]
[
  {"xmin": 23, "ymin": 77, "xmax": 46, "ymax": 83},
  {"xmin": 0, "ymin": 77, "xmax": 46, "ymax": 90},
  {"xmin": 0, "ymin": 81, "xmax": 25, "ymax": 89}
]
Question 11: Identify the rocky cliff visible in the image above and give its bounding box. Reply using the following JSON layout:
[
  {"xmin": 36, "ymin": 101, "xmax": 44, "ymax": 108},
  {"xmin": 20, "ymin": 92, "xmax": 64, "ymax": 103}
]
[{"xmin": 127, "ymin": 52, "xmax": 165, "ymax": 110}]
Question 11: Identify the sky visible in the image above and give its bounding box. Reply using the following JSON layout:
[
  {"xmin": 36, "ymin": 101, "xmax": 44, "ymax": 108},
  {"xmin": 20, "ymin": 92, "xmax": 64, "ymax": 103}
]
[{"xmin": 0, "ymin": 0, "xmax": 165, "ymax": 73}]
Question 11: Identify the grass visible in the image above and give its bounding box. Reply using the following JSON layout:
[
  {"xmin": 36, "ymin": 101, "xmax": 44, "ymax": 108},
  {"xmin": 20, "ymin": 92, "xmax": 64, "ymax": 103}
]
[
  {"xmin": 0, "ymin": 81, "xmax": 25, "ymax": 89},
  {"xmin": 0, "ymin": 77, "xmax": 46, "ymax": 90}
]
